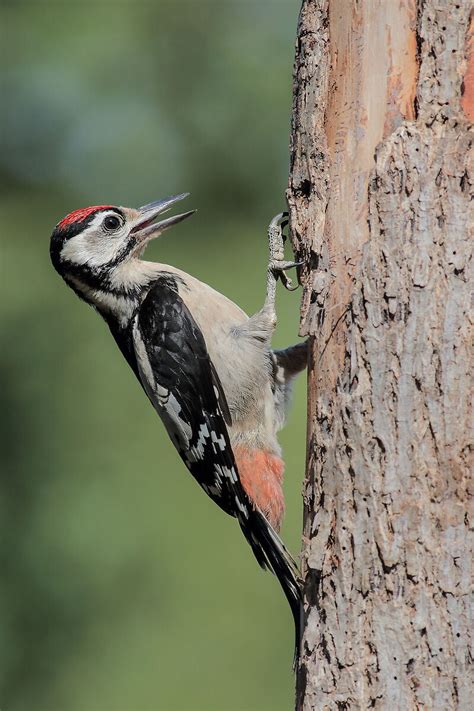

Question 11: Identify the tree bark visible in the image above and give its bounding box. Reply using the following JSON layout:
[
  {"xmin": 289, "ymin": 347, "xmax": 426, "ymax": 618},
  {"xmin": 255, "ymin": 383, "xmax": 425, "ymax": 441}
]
[{"xmin": 287, "ymin": 1, "xmax": 473, "ymax": 709}]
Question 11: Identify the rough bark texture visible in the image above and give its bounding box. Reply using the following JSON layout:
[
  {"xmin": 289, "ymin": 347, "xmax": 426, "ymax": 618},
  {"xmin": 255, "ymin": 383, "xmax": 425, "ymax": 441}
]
[{"xmin": 287, "ymin": 1, "xmax": 473, "ymax": 709}]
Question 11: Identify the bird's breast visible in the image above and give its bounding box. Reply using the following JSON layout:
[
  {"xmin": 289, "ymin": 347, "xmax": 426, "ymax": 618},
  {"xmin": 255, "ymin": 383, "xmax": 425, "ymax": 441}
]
[{"xmin": 169, "ymin": 269, "xmax": 274, "ymax": 439}]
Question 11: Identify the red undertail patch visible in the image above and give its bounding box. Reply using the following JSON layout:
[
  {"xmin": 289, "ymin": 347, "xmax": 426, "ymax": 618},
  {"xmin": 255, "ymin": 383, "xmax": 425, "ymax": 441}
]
[{"xmin": 233, "ymin": 446, "xmax": 285, "ymax": 532}]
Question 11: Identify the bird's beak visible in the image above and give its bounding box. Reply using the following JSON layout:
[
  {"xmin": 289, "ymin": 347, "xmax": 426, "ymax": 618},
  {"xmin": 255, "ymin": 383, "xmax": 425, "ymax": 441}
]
[{"xmin": 130, "ymin": 193, "xmax": 195, "ymax": 252}]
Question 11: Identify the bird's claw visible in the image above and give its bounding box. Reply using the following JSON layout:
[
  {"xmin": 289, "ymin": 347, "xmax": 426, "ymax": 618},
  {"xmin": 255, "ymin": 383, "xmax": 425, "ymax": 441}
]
[
  {"xmin": 268, "ymin": 211, "xmax": 288, "ymax": 230},
  {"xmin": 279, "ymin": 274, "xmax": 299, "ymax": 292},
  {"xmin": 269, "ymin": 259, "xmax": 302, "ymax": 291},
  {"xmin": 268, "ymin": 212, "xmax": 300, "ymax": 291}
]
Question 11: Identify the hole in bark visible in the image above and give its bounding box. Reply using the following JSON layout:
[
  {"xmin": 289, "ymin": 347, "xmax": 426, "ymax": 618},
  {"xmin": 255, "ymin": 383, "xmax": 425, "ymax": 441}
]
[
  {"xmin": 456, "ymin": 633, "xmax": 460, "ymax": 638},
  {"xmin": 306, "ymin": 569, "xmax": 322, "ymax": 607},
  {"xmin": 414, "ymin": 96, "xmax": 420, "ymax": 118},
  {"xmin": 375, "ymin": 436, "xmax": 386, "ymax": 453},
  {"xmin": 320, "ymin": 635, "xmax": 331, "ymax": 663},
  {"xmin": 296, "ymin": 179, "xmax": 312, "ymax": 198}
]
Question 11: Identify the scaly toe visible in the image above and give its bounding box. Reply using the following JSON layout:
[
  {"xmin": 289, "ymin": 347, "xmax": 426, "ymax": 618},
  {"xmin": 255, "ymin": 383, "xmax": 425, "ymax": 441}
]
[{"xmin": 269, "ymin": 259, "xmax": 302, "ymax": 272}]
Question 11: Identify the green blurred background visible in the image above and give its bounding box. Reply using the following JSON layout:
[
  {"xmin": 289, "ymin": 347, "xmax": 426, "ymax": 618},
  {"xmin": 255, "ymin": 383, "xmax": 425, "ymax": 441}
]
[{"xmin": 1, "ymin": 1, "xmax": 306, "ymax": 709}]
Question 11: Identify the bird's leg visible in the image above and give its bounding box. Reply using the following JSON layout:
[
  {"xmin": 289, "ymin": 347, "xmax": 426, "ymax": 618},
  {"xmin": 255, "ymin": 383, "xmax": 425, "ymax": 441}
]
[
  {"xmin": 241, "ymin": 213, "xmax": 300, "ymax": 341},
  {"xmin": 272, "ymin": 341, "xmax": 308, "ymax": 378},
  {"xmin": 266, "ymin": 212, "xmax": 300, "ymax": 305}
]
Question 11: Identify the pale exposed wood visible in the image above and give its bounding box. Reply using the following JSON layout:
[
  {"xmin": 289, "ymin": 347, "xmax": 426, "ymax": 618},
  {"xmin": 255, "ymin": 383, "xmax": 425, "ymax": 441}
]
[
  {"xmin": 460, "ymin": 11, "xmax": 474, "ymax": 122},
  {"xmin": 288, "ymin": 1, "xmax": 473, "ymax": 709}
]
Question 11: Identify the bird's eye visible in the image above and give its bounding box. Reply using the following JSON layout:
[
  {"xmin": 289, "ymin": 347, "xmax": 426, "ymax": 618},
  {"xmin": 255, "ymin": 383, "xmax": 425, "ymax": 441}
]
[{"xmin": 103, "ymin": 215, "xmax": 121, "ymax": 231}]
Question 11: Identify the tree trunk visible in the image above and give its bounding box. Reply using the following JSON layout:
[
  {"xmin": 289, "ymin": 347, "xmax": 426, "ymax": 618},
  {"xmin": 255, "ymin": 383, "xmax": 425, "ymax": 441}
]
[{"xmin": 287, "ymin": 1, "xmax": 473, "ymax": 709}]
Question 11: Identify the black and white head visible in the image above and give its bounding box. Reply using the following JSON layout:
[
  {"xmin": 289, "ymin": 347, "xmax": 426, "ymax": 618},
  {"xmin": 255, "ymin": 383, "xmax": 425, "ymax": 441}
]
[{"xmin": 50, "ymin": 193, "xmax": 194, "ymax": 295}]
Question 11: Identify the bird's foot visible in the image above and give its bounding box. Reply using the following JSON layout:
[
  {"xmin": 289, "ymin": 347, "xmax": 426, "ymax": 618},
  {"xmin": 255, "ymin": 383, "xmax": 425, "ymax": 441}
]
[{"xmin": 267, "ymin": 212, "xmax": 300, "ymax": 291}]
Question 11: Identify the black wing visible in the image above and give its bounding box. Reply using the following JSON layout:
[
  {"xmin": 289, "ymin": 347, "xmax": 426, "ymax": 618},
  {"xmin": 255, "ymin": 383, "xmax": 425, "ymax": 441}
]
[
  {"xmin": 131, "ymin": 276, "xmax": 302, "ymax": 662},
  {"xmin": 132, "ymin": 276, "xmax": 248, "ymax": 518}
]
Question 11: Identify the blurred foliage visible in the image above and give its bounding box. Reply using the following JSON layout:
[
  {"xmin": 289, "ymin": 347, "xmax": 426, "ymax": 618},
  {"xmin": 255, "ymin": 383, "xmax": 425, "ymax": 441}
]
[{"xmin": 1, "ymin": 1, "xmax": 306, "ymax": 709}]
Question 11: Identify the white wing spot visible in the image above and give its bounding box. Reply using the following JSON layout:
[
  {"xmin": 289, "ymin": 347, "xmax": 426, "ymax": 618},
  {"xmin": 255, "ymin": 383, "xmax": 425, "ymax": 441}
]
[
  {"xmin": 164, "ymin": 393, "xmax": 193, "ymax": 442},
  {"xmin": 215, "ymin": 464, "xmax": 237, "ymax": 483},
  {"xmin": 132, "ymin": 323, "xmax": 156, "ymax": 388},
  {"xmin": 156, "ymin": 383, "xmax": 169, "ymax": 403},
  {"xmin": 235, "ymin": 496, "xmax": 248, "ymax": 517},
  {"xmin": 211, "ymin": 431, "xmax": 227, "ymax": 452},
  {"xmin": 208, "ymin": 484, "xmax": 222, "ymax": 496},
  {"xmin": 188, "ymin": 422, "xmax": 211, "ymax": 462}
]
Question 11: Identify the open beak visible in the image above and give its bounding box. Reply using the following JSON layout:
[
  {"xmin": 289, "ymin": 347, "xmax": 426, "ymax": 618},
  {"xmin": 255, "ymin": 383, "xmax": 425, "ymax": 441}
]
[{"xmin": 130, "ymin": 193, "xmax": 195, "ymax": 253}]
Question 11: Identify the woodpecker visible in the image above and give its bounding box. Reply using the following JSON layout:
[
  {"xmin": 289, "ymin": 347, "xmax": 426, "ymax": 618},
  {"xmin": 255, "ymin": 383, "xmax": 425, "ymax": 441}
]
[{"xmin": 50, "ymin": 194, "xmax": 307, "ymax": 663}]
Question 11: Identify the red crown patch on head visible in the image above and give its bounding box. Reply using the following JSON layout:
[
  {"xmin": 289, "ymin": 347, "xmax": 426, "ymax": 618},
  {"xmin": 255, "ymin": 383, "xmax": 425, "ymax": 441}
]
[{"xmin": 58, "ymin": 205, "xmax": 113, "ymax": 230}]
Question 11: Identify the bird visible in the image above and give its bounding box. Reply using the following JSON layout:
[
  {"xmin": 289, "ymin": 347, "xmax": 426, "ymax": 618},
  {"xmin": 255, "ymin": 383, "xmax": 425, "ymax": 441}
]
[{"xmin": 50, "ymin": 193, "xmax": 307, "ymax": 664}]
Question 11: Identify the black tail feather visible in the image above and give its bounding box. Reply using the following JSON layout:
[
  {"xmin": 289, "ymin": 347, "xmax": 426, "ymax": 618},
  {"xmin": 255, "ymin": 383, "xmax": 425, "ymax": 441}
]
[{"xmin": 240, "ymin": 508, "xmax": 303, "ymax": 668}]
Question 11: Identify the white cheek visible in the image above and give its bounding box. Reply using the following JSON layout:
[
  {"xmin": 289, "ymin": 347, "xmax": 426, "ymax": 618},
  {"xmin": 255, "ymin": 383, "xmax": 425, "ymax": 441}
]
[{"xmin": 61, "ymin": 233, "xmax": 125, "ymax": 268}]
